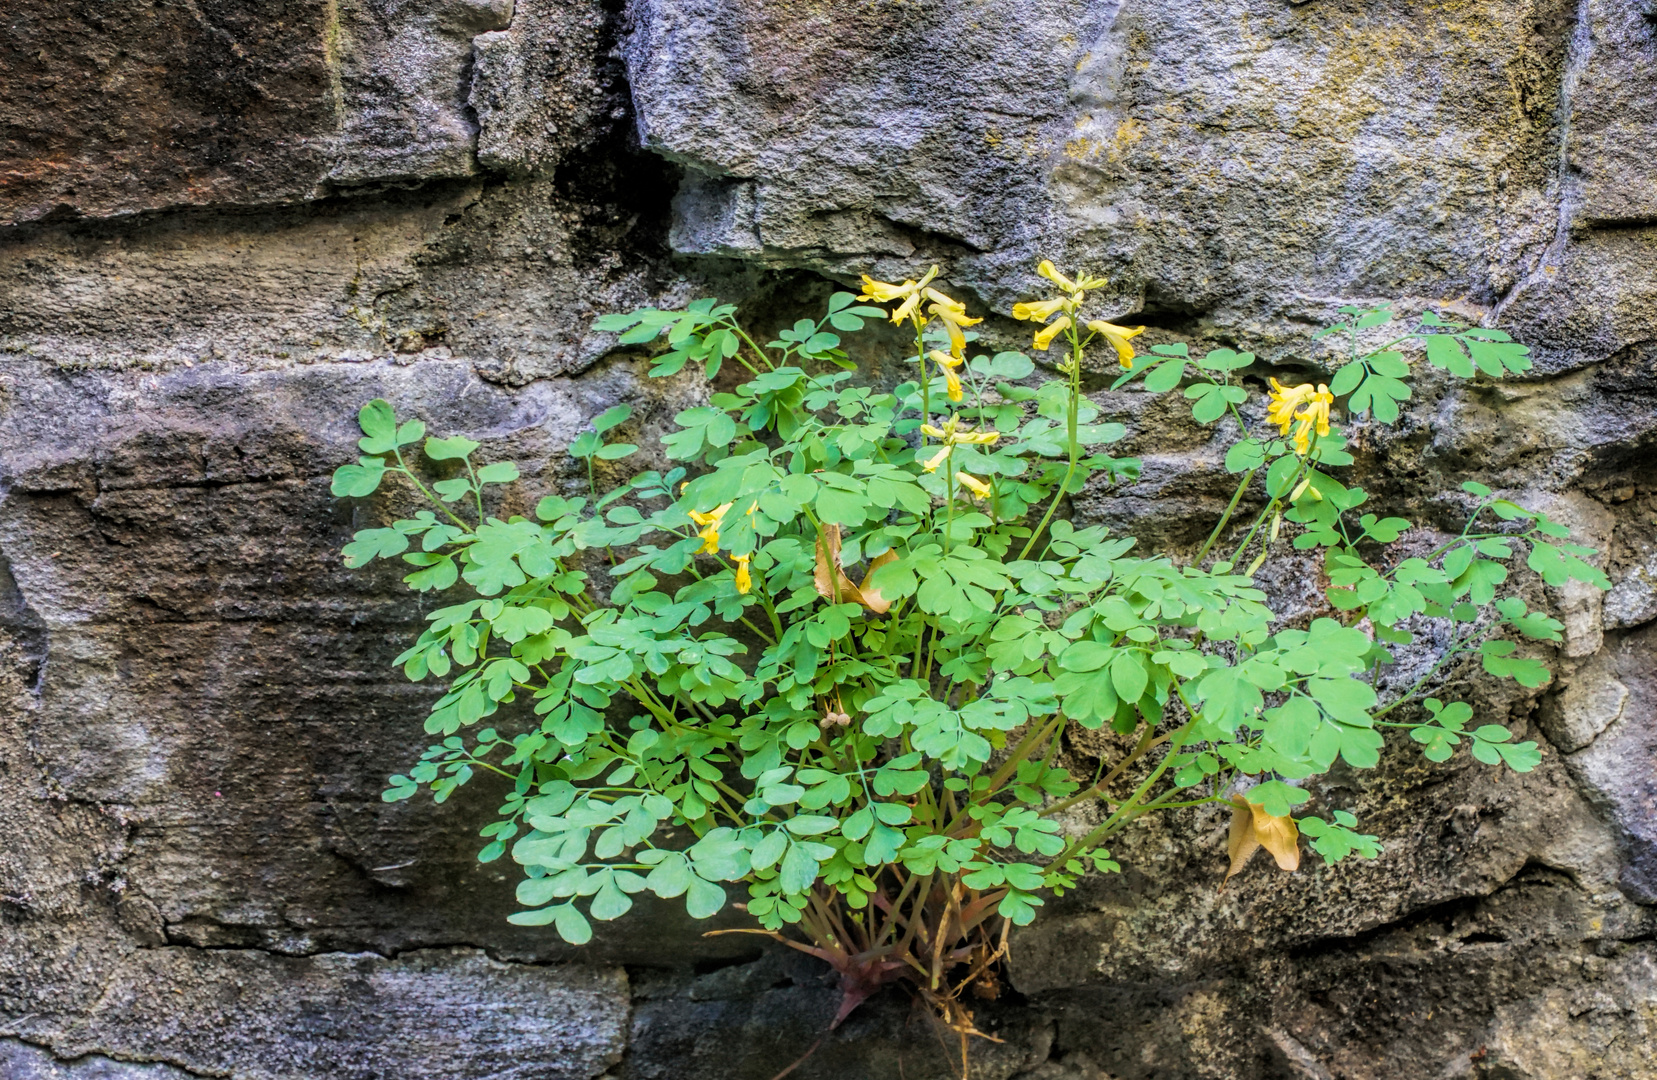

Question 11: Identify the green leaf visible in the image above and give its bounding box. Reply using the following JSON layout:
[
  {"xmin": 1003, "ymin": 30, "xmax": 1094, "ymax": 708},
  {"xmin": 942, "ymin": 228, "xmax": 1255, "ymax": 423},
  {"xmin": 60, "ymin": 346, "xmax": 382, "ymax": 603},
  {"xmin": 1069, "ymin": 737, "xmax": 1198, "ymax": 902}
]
[
  {"xmin": 433, "ymin": 477, "xmax": 473, "ymax": 502},
  {"xmin": 1328, "ymin": 362, "xmax": 1365, "ymax": 396},
  {"xmin": 1225, "ymin": 439, "xmax": 1266, "ymax": 474},
  {"xmin": 1265, "ymin": 454, "xmax": 1301, "ymax": 498},
  {"xmin": 816, "ymin": 486, "xmax": 870, "ymax": 526},
  {"xmin": 997, "ymin": 890, "xmax": 1043, "ymax": 925},
  {"xmin": 985, "ymin": 352, "xmax": 1035, "ymax": 379},
  {"xmin": 569, "ymin": 431, "xmax": 602, "ymax": 458},
  {"xmin": 779, "ymin": 842, "xmax": 821, "ymax": 894},
  {"xmin": 1480, "ymin": 640, "xmax": 1551, "ymax": 687},
  {"xmin": 476, "ymin": 462, "xmax": 520, "ymax": 484},
  {"xmin": 593, "ymin": 311, "xmax": 647, "ymax": 332},
  {"xmin": 1144, "ymin": 361, "xmax": 1185, "ymax": 393},
  {"xmin": 425, "ymin": 436, "xmax": 481, "ymax": 461},
  {"xmin": 555, "ymin": 905, "xmax": 594, "ymax": 944},
  {"xmin": 1184, "ymin": 382, "xmax": 1244, "ymax": 424},
  {"xmin": 1059, "ymin": 641, "xmax": 1113, "ymax": 673},
  {"xmin": 1496, "ymin": 741, "xmax": 1542, "ymax": 772},
  {"xmin": 649, "ymin": 350, "xmax": 691, "ymax": 378},
  {"xmin": 1263, "ymin": 696, "xmax": 1320, "ymax": 759},
  {"xmin": 1197, "ymin": 348, "xmax": 1253, "ymax": 372},
  {"xmin": 356, "ymin": 399, "xmax": 399, "ymax": 453},
  {"xmin": 593, "ymin": 405, "xmax": 633, "ymax": 433},
  {"xmin": 1246, "ymin": 780, "xmax": 1310, "ymax": 817},
  {"xmin": 331, "ymin": 460, "xmax": 387, "ymax": 498},
  {"xmin": 1110, "ymin": 651, "xmax": 1148, "ymax": 702},
  {"xmin": 343, "ymin": 527, "xmax": 408, "ymax": 567},
  {"xmin": 1423, "ymin": 335, "xmax": 1474, "ymax": 377},
  {"xmin": 1306, "ymin": 676, "xmax": 1377, "ymax": 721},
  {"xmin": 685, "ymin": 876, "xmax": 727, "ymax": 918}
]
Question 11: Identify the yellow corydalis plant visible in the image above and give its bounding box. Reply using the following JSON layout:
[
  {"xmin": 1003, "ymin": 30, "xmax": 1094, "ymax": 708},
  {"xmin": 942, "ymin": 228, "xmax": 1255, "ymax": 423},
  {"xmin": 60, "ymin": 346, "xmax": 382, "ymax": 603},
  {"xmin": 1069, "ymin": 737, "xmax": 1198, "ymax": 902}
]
[{"xmin": 338, "ymin": 265, "xmax": 1600, "ymax": 1076}]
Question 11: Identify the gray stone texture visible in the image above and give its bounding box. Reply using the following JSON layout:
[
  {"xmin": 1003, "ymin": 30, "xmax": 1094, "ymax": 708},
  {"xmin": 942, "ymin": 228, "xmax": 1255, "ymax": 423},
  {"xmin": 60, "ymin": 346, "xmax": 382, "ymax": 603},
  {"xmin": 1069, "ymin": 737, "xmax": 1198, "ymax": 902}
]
[{"xmin": 2, "ymin": 0, "xmax": 1655, "ymax": 1077}]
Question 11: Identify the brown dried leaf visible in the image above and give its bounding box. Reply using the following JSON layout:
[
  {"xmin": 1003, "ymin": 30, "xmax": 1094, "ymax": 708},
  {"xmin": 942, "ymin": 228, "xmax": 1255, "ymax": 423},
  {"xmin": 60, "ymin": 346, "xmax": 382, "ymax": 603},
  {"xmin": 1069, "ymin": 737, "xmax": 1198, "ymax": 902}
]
[
  {"xmin": 1249, "ymin": 801, "xmax": 1300, "ymax": 872},
  {"xmin": 1222, "ymin": 797, "xmax": 1300, "ymax": 888},
  {"xmin": 815, "ymin": 525, "xmax": 895, "ymax": 613},
  {"xmin": 857, "ymin": 550, "xmax": 898, "ymax": 614},
  {"xmin": 813, "ymin": 524, "xmax": 860, "ymax": 604},
  {"xmin": 1223, "ymin": 799, "xmax": 1260, "ymax": 889}
]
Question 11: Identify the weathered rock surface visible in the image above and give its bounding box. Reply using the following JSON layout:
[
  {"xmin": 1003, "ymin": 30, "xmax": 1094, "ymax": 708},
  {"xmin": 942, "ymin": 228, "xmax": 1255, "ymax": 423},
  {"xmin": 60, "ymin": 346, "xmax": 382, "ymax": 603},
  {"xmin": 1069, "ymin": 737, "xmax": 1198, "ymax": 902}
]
[{"xmin": 2, "ymin": 0, "xmax": 1655, "ymax": 1077}]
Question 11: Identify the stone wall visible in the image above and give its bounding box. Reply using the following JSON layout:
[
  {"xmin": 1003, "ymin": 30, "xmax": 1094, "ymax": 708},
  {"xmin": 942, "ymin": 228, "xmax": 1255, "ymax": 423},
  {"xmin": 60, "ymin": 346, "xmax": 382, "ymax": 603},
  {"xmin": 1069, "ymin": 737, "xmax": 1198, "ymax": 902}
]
[{"xmin": 1, "ymin": 1, "xmax": 1653, "ymax": 1077}]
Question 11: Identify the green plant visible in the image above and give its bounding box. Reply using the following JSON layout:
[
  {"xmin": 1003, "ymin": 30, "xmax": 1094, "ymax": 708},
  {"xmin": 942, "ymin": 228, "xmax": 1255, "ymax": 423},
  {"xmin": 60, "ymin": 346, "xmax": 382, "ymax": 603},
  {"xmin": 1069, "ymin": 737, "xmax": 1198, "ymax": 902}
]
[{"xmin": 331, "ymin": 263, "xmax": 1607, "ymax": 1057}]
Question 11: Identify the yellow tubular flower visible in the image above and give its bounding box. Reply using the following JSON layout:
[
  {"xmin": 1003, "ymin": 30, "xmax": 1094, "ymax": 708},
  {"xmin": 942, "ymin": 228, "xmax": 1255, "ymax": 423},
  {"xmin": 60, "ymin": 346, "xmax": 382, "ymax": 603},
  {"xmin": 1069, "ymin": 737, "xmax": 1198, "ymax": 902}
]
[
  {"xmin": 857, "ymin": 266, "xmax": 940, "ymax": 325},
  {"xmin": 923, "ymin": 287, "xmax": 969, "ymax": 316},
  {"xmin": 1086, "ymin": 320, "xmax": 1146, "ymax": 369},
  {"xmin": 956, "ymin": 429, "xmax": 1000, "ymax": 446},
  {"xmin": 733, "ymin": 554, "xmax": 752, "ymax": 594},
  {"xmin": 1037, "ymin": 260, "xmax": 1078, "ymax": 293},
  {"xmin": 1289, "ymin": 384, "xmax": 1335, "ymax": 456},
  {"xmin": 857, "ymin": 275, "xmax": 911, "ymax": 303},
  {"xmin": 688, "ymin": 501, "xmax": 732, "ymax": 553},
  {"xmin": 955, "ymin": 471, "xmax": 993, "ymax": 499},
  {"xmin": 891, "ymin": 290, "xmax": 924, "ymax": 326},
  {"xmin": 1290, "ymin": 419, "xmax": 1313, "ymax": 456},
  {"xmin": 925, "ymin": 290, "xmax": 981, "ymax": 356},
  {"xmin": 921, "ymin": 445, "xmax": 951, "ymax": 472},
  {"xmin": 920, "ymin": 423, "xmax": 949, "ymax": 440},
  {"xmin": 1267, "ymin": 378, "xmax": 1318, "ymax": 435},
  {"xmin": 1304, "ymin": 384, "xmax": 1334, "ymax": 436},
  {"xmin": 1033, "ymin": 315, "xmax": 1072, "ymax": 351},
  {"xmin": 1011, "ymin": 296, "xmax": 1069, "ymax": 323},
  {"xmin": 929, "ymin": 349, "xmax": 965, "ymax": 401}
]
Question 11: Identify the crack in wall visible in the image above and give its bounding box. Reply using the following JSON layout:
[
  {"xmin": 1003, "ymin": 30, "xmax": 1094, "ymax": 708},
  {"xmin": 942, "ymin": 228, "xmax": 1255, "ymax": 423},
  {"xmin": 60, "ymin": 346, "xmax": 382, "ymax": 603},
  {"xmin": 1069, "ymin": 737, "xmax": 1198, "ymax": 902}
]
[{"xmin": 1490, "ymin": 0, "xmax": 1596, "ymax": 326}]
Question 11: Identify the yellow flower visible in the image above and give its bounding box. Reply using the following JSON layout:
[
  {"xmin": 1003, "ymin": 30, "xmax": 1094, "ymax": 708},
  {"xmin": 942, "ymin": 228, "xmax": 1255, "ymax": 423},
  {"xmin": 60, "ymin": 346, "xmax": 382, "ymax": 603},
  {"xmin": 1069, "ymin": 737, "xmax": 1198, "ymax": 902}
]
[
  {"xmin": 1036, "ymin": 260, "xmax": 1077, "ymax": 293},
  {"xmin": 955, "ymin": 471, "xmax": 993, "ymax": 499},
  {"xmin": 858, "ymin": 266, "xmax": 941, "ymax": 325},
  {"xmin": 1032, "ymin": 315, "xmax": 1072, "ymax": 351},
  {"xmin": 1037, "ymin": 260, "xmax": 1108, "ymax": 292},
  {"xmin": 929, "ymin": 349, "xmax": 965, "ymax": 401},
  {"xmin": 1086, "ymin": 319, "xmax": 1146, "ymax": 369},
  {"xmin": 1267, "ymin": 378, "xmax": 1318, "ymax": 435},
  {"xmin": 733, "ymin": 554, "xmax": 752, "ymax": 594},
  {"xmin": 924, "ymin": 289, "xmax": 981, "ymax": 357},
  {"xmin": 1289, "ymin": 384, "xmax": 1334, "ymax": 455},
  {"xmin": 920, "ymin": 445, "xmax": 951, "ymax": 472},
  {"xmin": 688, "ymin": 501, "xmax": 732, "ymax": 553},
  {"xmin": 1011, "ymin": 296, "xmax": 1069, "ymax": 323},
  {"xmin": 921, "ymin": 413, "xmax": 1000, "ymax": 447}
]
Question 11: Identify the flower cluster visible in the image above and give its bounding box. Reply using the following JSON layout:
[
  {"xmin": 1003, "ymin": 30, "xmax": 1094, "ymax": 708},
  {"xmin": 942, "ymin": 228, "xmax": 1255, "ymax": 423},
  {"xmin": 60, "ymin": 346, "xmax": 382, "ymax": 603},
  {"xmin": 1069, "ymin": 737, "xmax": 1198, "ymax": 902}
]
[
  {"xmin": 917, "ymin": 414, "xmax": 1001, "ymax": 497},
  {"xmin": 859, "ymin": 266, "xmax": 981, "ymax": 401},
  {"xmin": 686, "ymin": 498, "xmax": 755, "ymax": 593},
  {"xmin": 1009, "ymin": 261, "xmax": 1144, "ymax": 366},
  {"xmin": 1266, "ymin": 378, "xmax": 1335, "ymax": 455}
]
